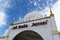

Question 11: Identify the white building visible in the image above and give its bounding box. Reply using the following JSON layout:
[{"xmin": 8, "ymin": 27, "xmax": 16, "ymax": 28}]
[{"xmin": 0, "ymin": 9, "xmax": 60, "ymax": 40}]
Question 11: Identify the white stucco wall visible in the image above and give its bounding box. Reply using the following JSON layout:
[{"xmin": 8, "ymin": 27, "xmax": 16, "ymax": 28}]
[{"xmin": 8, "ymin": 16, "xmax": 58, "ymax": 40}]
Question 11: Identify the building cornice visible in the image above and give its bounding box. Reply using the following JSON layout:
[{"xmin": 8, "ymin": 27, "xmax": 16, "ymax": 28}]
[{"xmin": 10, "ymin": 14, "xmax": 54, "ymax": 26}]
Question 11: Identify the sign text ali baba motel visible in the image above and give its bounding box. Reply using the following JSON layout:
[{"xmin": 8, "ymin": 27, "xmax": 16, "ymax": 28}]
[{"xmin": 12, "ymin": 20, "xmax": 48, "ymax": 29}]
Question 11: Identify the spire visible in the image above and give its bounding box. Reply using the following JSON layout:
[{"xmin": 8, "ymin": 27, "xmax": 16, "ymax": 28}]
[{"xmin": 50, "ymin": 8, "xmax": 54, "ymax": 16}]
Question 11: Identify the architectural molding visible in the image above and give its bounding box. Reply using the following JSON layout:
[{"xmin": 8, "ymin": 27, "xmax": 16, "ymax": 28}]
[
  {"xmin": 52, "ymin": 30, "xmax": 60, "ymax": 35},
  {"xmin": 11, "ymin": 14, "xmax": 54, "ymax": 26},
  {"xmin": 0, "ymin": 35, "xmax": 9, "ymax": 38}
]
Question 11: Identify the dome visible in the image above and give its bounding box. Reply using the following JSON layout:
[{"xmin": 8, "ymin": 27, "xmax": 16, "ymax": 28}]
[{"xmin": 23, "ymin": 11, "xmax": 46, "ymax": 21}]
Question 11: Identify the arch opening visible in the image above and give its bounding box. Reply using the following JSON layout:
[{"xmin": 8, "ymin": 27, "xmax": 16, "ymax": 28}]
[{"xmin": 13, "ymin": 30, "xmax": 43, "ymax": 40}]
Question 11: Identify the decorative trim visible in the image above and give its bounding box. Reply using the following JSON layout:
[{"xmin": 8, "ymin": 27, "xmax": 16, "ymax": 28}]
[
  {"xmin": 11, "ymin": 14, "xmax": 54, "ymax": 26},
  {"xmin": 50, "ymin": 13, "xmax": 54, "ymax": 17},
  {"xmin": 52, "ymin": 30, "xmax": 60, "ymax": 35},
  {"xmin": 50, "ymin": 8, "xmax": 54, "ymax": 16},
  {"xmin": 0, "ymin": 35, "xmax": 9, "ymax": 38}
]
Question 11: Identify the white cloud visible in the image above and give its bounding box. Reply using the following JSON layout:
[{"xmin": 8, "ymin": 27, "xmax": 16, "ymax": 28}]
[
  {"xmin": 0, "ymin": 0, "xmax": 9, "ymax": 27},
  {"xmin": 34, "ymin": 2, "xmax": 37, "ymax": 6},
  {"xmin": 19, "ymin": 18, "xmax": 22, "ymax": 21},
  {"xmin": 29, "ymin": 0, "xmax": 33, "ymax": 4},
  {"xmin": 3, "ymin": 29, "xmax": 8, "ymax": 36},
  {"xmin": 38, "ymin": 0, "xmax": 41, "ymax": 1},
  {"xmin": 0, "ymin": 11, "xmax": 7, "ymax": 27},
  {"xmin": 0, "ymin": 0, "xmax": 11, "ymax": 10}
]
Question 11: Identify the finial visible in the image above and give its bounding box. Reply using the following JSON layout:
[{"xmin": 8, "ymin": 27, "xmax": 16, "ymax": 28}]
[{"xmin": 50, "ymin": 8, "xmax": 54, "ymax": 16}]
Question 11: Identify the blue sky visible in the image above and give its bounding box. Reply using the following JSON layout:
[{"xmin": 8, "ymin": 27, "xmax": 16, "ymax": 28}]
[{"xmin": 0, "ymin": 0, "xmax": 58, "ymax": 36}]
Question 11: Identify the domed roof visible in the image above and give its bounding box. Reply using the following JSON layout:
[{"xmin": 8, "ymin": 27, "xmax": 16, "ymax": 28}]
[{"xmin": 23, "ymin": 11, "xmax": 46, "ymax": 21}]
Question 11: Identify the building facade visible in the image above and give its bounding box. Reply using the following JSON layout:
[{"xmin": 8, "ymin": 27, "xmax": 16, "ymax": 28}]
[{"xmin": 0, "ymin": 10, "xmax": 60, "ymax": 40}]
